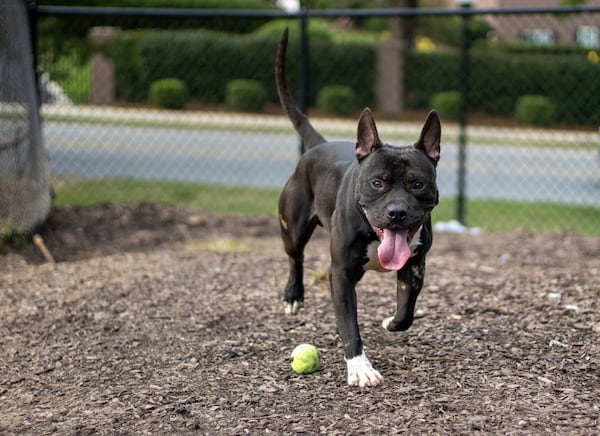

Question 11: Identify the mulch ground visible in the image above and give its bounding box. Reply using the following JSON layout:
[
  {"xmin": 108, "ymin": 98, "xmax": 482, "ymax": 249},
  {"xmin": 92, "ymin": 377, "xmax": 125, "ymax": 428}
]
[{"xmin": 1, "ymin": 203, "xmax": 599, "ymax": 434}]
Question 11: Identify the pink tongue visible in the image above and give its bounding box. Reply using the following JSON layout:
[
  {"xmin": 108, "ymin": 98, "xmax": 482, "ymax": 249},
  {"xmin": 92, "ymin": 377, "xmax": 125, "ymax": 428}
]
[{"xmin": 377, "ymin": 229, "xmax": 410, "ymax": 271}]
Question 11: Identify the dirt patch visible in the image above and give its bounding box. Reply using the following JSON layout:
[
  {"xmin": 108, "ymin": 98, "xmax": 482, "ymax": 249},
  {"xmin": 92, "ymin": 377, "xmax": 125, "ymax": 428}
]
[{"xmin": 1, "ymin": 204, "xmax": 599, "ymax": 434}]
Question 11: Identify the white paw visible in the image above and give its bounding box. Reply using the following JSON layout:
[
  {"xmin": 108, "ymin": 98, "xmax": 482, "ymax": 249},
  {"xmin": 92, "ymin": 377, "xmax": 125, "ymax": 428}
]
[
  {"xmin": 284, "ymin": 300, "xmax": 303, "ymax": 316},
  {"xmin": 382, "ymin": 316, "xmax": 394, "ymax": 330},
  {"xmin": 346, "ymin": 353, "xmax": 383, "ymax": 387},
  {"xmin": 382, "ymin": 309, "xmax": 426, "ymax": 330}
]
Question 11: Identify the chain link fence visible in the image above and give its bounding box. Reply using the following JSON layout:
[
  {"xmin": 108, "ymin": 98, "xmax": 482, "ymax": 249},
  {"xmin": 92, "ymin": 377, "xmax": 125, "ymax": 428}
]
[
  {"xmin": 4, "ymin": 3, "xmax": 600, "ymax": 236},
  {"xmin": 0, "ymin": 0, "xmax": 50, "ymax": 238}
]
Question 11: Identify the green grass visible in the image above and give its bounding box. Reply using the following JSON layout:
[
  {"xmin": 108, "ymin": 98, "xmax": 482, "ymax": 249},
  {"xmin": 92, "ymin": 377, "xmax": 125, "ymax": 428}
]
[
  {"xmin": 51, "ymin": 177, "xmax": 599, "ymax": 235},
  {"xmin": 433, "ymin": 198, "xmax": 600, "ymax": 235},
  {"xmin": 51, "ymin": 177, "xmax": 280, "ymax": 216}
]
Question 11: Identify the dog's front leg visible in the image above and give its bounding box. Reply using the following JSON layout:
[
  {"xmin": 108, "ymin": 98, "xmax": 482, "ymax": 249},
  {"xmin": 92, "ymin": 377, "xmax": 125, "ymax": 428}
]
[
  {"xmin": 382, "ymin": 260, "xmax": 425, "ymax": 332},
  {"xmin": 330, "ymin": 266, "xmax": 384, "ymax": 387}
]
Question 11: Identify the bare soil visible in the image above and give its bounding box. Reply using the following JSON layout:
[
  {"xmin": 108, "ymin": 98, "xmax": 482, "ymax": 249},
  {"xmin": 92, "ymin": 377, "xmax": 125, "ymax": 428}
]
[{"xmin": 1, "ymin": 203, "xmax": 599, "ymax": 434}]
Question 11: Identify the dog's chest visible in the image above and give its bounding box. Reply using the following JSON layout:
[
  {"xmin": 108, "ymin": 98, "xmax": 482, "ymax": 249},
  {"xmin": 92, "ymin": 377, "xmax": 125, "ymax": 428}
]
[{"xmin": 363, "ymin": 226, "xmax": 423, "ymax": 272}]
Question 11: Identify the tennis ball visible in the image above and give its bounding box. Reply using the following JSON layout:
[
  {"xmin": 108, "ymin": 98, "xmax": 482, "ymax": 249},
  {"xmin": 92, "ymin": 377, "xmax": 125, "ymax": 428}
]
[{"xmin": 290, "ymin": 343, "xmax": 320, "ymax": 375}]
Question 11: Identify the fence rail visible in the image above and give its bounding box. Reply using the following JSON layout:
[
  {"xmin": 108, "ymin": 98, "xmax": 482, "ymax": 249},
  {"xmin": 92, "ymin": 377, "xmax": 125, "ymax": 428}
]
[{"xmin": 34, "ymin": 4, "xmax": 600, "ymax": 16}]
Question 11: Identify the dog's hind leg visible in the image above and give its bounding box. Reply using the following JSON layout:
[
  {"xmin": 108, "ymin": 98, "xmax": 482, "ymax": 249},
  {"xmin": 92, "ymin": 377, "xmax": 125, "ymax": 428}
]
[{"xmin": 279, "ymin": 183, "xmax": 318, "ymax": 316}]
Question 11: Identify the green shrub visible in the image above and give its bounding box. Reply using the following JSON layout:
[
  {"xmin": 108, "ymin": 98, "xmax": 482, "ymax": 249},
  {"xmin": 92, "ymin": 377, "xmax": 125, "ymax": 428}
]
[
  {"xmin": 225, "ymin": 79, "xmax": 268, "ymax": 111},
  {"xmin": 316, "ymin": 85, "xmax": 357, "ymax": 115},
  {"xmin": 430, "ymin": 91, "xmax": 460, "ymax": 120},
  {"xmin": 148, "ymin": 78, "xmax": 188, "ymax": 109},
  {"xmin": 43, "ymin": 52, "xmax": 90, "ymax": 104},
  {"xmin": 514, "ymin": 95, "xmax": 556, "ymax": 126},
  {"xmin": 405, "ymin": 50, "xmax": 600, "ymax": 125},
  {"xmin": 105, "ymin": 29, "xmax": 375, "ymax": 108}
]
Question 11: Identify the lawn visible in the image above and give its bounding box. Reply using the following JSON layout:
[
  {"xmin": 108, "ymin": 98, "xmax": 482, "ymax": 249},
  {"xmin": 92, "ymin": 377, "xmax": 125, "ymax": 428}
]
[{"xmin": 51, "ymin": 177, "xmax": 599, "ymax": 235}]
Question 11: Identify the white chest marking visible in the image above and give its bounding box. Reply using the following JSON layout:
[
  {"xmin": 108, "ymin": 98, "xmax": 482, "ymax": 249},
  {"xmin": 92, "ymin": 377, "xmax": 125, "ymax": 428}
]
[{"xmin": 363, "ymin": 225, "xmax": 423, "ymax": 272}]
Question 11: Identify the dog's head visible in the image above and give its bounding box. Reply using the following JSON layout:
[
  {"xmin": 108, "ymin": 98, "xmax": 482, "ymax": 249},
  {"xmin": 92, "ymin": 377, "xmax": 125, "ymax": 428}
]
[{"xmin": 354, "ymin": 108, "xmax": 441, "ymax": 270}]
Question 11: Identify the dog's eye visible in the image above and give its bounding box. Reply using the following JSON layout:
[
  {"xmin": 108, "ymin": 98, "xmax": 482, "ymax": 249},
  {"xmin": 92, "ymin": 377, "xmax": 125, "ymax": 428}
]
[
  {"xmin": 412, "ymin": 181, "xmax": 424, "ymax": 190},
  {"xmin": 371, "ymin": 179, "xmax": 384, "ymax": 190}
]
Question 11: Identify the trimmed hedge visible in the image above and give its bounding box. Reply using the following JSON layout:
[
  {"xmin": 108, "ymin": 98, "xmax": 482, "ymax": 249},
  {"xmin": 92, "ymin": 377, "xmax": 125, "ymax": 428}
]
[
  {"xmin": 316, "ymin": 85, "xmax": 358, "ymax": 115},
  {"xmin": 226, "ymin": 79, "xmax": 268, "ymax": 111},
  {"xmin": 429, "ymin": 91, "xmax": 460, "ymax": 120},
  {"xmin": 103, "ymin": 29, "xmax": 375, "ymax": 109},
  {"xmin": 514, "ymin": 95, "xmax": 556, "ymax": 127},
  {"xmin": 405, "ymin": 50, "xmax": 600, "ymax": 125},
  {"xmin": 149, "ymin": 78, "xmax": 188, "ymax": 109},
  {"xmin": 102, "ymin": 28, "xmax": 599, "ymax": 126}
]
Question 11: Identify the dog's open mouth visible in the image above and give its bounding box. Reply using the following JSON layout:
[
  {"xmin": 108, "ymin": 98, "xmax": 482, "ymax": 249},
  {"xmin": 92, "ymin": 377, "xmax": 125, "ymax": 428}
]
[{"xmin": 371, "ymin": 225, "xmax": 420, "ymax": 271}]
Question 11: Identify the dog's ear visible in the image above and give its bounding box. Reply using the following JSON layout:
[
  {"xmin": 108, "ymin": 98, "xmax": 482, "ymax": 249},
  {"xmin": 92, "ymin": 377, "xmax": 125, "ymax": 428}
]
[
  {"xmin": 415, "ymin": 110, "xmax": 441, "ymax": 165},
  {"xmin": 356, "ymin": 108, "xmax": 382, "ymax": 161}
]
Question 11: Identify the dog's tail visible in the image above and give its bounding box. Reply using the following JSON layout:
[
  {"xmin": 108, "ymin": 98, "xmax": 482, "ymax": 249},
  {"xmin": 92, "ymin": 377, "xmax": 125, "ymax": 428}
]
[{"xmin": 275, "ymin": 28, "xmax": 326, "ymax": 150}]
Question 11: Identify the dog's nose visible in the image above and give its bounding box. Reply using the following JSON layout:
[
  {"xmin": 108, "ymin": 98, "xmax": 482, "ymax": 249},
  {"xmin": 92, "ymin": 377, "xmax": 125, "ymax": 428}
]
[{"xmin": 386, "ymin": 205, "xmax": 408, "ymax": 223}]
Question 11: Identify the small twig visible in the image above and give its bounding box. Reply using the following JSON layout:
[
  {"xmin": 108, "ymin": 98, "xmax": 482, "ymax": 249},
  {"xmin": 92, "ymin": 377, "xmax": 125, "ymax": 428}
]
[{"xmin": 33, "ymin": 234, "xmax": 55, "ymax": 263}]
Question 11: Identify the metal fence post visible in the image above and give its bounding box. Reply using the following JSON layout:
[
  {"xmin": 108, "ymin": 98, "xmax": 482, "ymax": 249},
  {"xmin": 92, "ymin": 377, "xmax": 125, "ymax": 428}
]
[
  {"xmin": 27, "ymin": 0, "xmax": 40, "ymax": 107},
  {"xmin": 298, "ymin": 7, "xmax": 309, "ymax": 156},
  {"xmin": 457, "ymin": 0, "xmax": 472, "ymax": 225}
]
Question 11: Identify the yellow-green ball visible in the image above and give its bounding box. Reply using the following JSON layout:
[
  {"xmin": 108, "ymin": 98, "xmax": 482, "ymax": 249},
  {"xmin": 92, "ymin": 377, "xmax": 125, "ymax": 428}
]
[{"xmin": 290, "ymin": 343, "xmax": 320, "ymax": 375}]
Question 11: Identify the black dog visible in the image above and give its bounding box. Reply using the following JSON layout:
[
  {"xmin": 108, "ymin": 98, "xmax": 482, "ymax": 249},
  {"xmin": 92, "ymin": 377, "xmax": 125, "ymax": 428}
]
[{"xmin": 275, "ymin": 30, "xmax": 441, "ymax": 387}]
